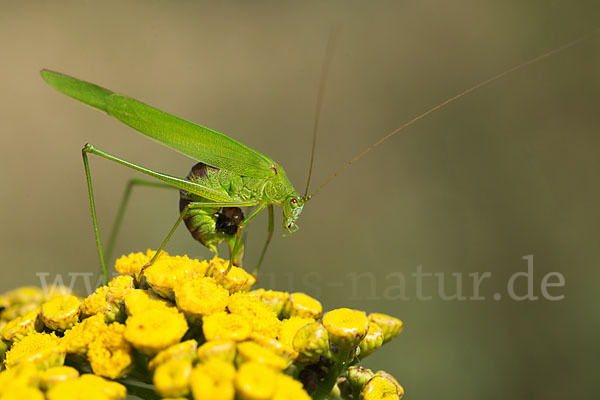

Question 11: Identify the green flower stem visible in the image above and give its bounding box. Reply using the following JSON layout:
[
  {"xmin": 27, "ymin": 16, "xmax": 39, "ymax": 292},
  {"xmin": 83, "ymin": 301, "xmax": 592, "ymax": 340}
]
[{"xmin": 312, "ymin": 350, "xmax": 354, "ymax": 400}]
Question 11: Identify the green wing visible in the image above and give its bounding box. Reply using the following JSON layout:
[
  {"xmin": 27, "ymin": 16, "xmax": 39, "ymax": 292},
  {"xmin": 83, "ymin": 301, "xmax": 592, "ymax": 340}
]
[{"xmin": 41, "ymin": 69, "xmax": 276, "ymax": 179}]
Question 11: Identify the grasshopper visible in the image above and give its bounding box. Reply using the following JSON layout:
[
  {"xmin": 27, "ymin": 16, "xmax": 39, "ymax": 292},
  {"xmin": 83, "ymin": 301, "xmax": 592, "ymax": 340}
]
[{"xmin": 40, "ymin": 32, "xmax": 592, "ymax": 283}]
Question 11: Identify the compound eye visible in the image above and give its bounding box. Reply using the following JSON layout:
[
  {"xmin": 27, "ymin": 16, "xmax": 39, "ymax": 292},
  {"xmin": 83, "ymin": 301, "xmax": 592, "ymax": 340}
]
[{"xmin": 291, "ymin": 198, "xmax": 298, "ymax": 208}]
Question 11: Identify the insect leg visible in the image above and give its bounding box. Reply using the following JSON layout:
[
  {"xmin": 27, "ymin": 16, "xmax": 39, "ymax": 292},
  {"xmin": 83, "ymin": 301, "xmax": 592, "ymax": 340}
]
[
  {"xmin": 143, "ymin": 200, "xmax": 258, "ymax": 278},
  {"xmin": 253, "ymin": 204, "xmax": 274, "ymax": 275},
  {"xmin": 228, "ymin": 202, "xmax": 268, "ymax": 271},
  {"xmin": 82, "ymin": 143, "xmax": 244, "ymax": 283},
  {"xmin": 105, "ymin": 178, "xmax": 177, "ymax": 267},
  {"xmin": 82, "ymin": 147, "xmax": 108, "ymax": 284}
]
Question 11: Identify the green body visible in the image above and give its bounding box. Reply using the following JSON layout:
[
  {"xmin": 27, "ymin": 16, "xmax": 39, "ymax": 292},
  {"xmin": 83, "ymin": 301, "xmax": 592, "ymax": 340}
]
[{"xmin": 41, "ymin": 69, "xmax": 306, "ymax": 279}]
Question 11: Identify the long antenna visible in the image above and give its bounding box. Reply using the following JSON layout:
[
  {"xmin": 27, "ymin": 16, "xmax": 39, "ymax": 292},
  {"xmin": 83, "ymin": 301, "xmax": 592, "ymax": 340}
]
[
  {"xmin": 304, "ymin": 28, "xmax": 339, "ymax": 199},
  {"xmin": 310, "ymin": 31, "xmax": 596, "ymax": 198}
]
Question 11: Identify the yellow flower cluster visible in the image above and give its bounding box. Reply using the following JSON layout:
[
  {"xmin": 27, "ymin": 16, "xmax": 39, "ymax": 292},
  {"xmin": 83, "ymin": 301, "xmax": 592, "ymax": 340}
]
[{"xmin": 0, "ymin": 250, "xmax": 404, "ymax": 399}]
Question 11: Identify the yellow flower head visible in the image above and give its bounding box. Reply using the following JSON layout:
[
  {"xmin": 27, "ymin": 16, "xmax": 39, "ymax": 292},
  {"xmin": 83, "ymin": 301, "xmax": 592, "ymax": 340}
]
[
  {"xmin": 292, "ymin": 322, "xmax": 331, "ymax": 363},
  {"xmin": 148, "ymin": 340, "xmax": 198, "ymax": 371},
  {"xmin": 0, "ymin": 386, "xmax": 45, "ymax": 400},
  {"xmin": 368, "ymin": 313, "xmax": 403, "ymax": 343},
  {"xmin": 202, "ymin": 312, "xmax": 252, "ymax": 342},
  {"xmin": 0, "ymin": 287, "xmax": 44, "ymax": 309},
  {"xmin": 358, "ymin": 322, "xmax": 384, "ymax": 358},
  {"xmin": 62, "ymin": 314, "xmax": 106, "ymax": 355},
  {"xmin": 46, "ymin": 374, "xmax": 126, "ymax": 400},
  {"xmin": 375, "ymin": 371, "xmax": 403, "ymax": 395},
  {"xmin": 236, "ymin": 341, "xmax": 289, "ymax": 371},
  {"xmin": 251, "ymin": 289, "xmax": 289, "ymax": 317},
  {"xmin": 80, "ymin": 287, "xmax": 113, "ymax": 320},
  {"xmin": 279, "ymin": 316, "xmax": 315, "ymax": 349},
  {"xmin": 190, "ymin": 358, "xmax": 236, "ymax": 400},
  {"xmin": 123, "ymin": 288, "xmax": 177, "ymax": 316},
  {"xmin": 227, "ymin": 292, "xmax": 281, "ymax": 338},
  {"xmin": 153, "ymin": 359, "xmax": 192, "ymax": 398},
  {"xmin": 174, "ymin": 276, "xmax": 229, "ymax": 322},
  {"xmin": 124, "ymin": 308, "xmax": 188, "ymax": 355},
  {"xmin": 272, "ymin": 373, "xmax": 312, "ymax": 400},
  {"xmin": 206, "ymin": 257, "xmax": 256, "ymax": 293},
  {"xmin": 41, "ymin": 295, "xmax": 81, "ymax": 331},
  {"xmin": 88, "ymin": 322, "xmax": 132, "ymax": 379},
  {"xmin": 235, "ymin": 361, "xmax": 277, "ymax": 400},
  {"xmin": 360, "ymin": 374, "xmax": 404, "ymax": 400},
  {"xmin": 143, "ymin": 254, "xmax": 207, "ymax": 299},
  {"xmin": 114, "ymin": 249, "xmax": 159, "ymax": 278},
  {"xmin": 248, "ymin": 332, "xmax": 296, "ymax": 361},
  {"xmin": 0, "ymin": 361, "xmax": 39, "ymax": 395},
  {"xmin": 39, "ymin": 365, "xmax": 80, "ymax": 390},
  {"xmin": 4, "ymin": 332, "xmax": 64, "ymax": 370},
  {"xmin": 346, "ymin": 366, "xmax": 375, "ymax": 389},
  {"xmin": 1, "ymin": 310, "xmax": 43, "ymax": 342},
  {"xmin": 322, "ymin": 308, "xmax": 369, "ymax": 351},
  {"xmin": 106, "ymin": 275, "xmax": 134, "ymax": 303},
  {"xmin": 283, "ymin": 292, "xmax": 322, "ymax": 319},
  {"xmin": 196, "ymin": 339, "xmax": 237, "ymax": 363}
]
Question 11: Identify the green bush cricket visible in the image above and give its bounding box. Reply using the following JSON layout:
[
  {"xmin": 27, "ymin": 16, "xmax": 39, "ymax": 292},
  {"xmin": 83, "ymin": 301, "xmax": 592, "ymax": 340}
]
[{"xmin": 40, "ymin": 33, "xmax": 591, "ymax": 283}]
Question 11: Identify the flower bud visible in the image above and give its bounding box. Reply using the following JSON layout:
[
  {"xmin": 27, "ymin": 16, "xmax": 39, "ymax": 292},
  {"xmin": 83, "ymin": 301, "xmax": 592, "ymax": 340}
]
[
  {"xmin": 282, "ymin": 292, "xmax": 322, "ymax": 319},
  {"xmin": 358, "ymin": 322, "xmax": 384, "ymax": 358},
  {"xmin": 367, "ymin": 313, "xmax": 403, "ymax": 343},
  {"xmin": 293, "ymin": 322, "xmax": 330, "ymax": 363},
  {"xmin": 322, "ymin": 308, "xmax": 369, "ymax": 351}
]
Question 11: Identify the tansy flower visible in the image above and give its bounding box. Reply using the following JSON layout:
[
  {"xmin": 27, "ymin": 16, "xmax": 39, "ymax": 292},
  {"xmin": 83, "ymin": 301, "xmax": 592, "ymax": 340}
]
[
  {"xmin": 227, "ymin": 292, "xmax": 281, "ymax": 339},
  {"xmin": 358, "ymin": 322, "xmax": 384, "ymax": 358},
  {"xmin": 123, "ymin": 288, "xmax": 178, "ymax": 316},
  {"xmin": 360, "ymin": 374, "xmax": 404, "ymax": 400},
  {"xmin": 322, "ymin": 308, "xmax": 369, "ymax": 351},
  {"xmin": 0, "ymin": 385, "xmax": 45, "ymax": 400},
  {"xmin": 206, "ymin": 257, "xmax": 256, "ymax": 293},
  {"xmin": 114, "ymin": 249, "xmax": 160, "ymax": 278},
  {"xmin": 1, "ymin": 310, "xmax": 43, "ymax": 342},
  {"xmin": 196, "ymin": 339, "xmax": 237, "ymax": 363},
  {"xmin": 153, "ymin": 359, "xmax": 193, "ymax": 397},
  {"xmin": 251, "ymin": 289, "xmax": 289, "ymax": 317},
  {"xmin": 282, "ymin": 292, "xmax": 322, "ymax": 319},
  {"xmin": 41, "ymin": 294, "xmax": 81, "ymax": 331},
  {"xmin": 247, "ymin": 332, "xmax": 295, "ymax": 362},
  {"xmin": 124, "ymin": 308, "xmax": 188, "ymax": 355},
  {"xmin": 202, "ymin": 312, "xmax": 251, "ymax": 342},
  {"xmin": 106, "ymin": 275, "xmax": 134, "ymax": 303},
  {"xmin": 4, "ymin": 332, "xmax": 64, "ymax": 370},
  {"xmin": 174, "ymin": 276, "xmax": 229, "ymax": 323},
  {"xmin": 148, "ymin": 340, "xmax": 198, "ymax": 371},
  {"xmin": 87, "ymin": 322, "xmax": 132, "ymax": 379},
  {"xmin": 347, "ymin": 366, "xmax": 375, "ymax": 389},
  {"xmin": 368, "ymin": 313, "xmax": 403, "ymax": 343},
  {"xmin": 235, "ymin": 361, "xmax": 277, "ymax": 400},
  {"xmin": 292, "ymin": 322, "xmax": 331, "ymax": 363},
  {"xmin": 0, "ymin": 287, "xmax": 44, "ymax": 308},
  {"xmin": 62, "ymin": 314, "xmax": 106, "ymax": 355},
  {"xmin": 39, "ymin": 365, "xmax": 80, "ymax": 390},
  {"xmin": 272, "ymin": 373, "xmax": 312, "ymax": 400},
  {"xmin": 236, "ymin": 341, "xmax": 290, "ymax": 370},
  {"xmin": 190, "ymin": 358, "xmax": 236, "ymax": 400},
  {"xmin": 81, "ymin": 286, "xmax": 121, "ymax": 322},
  {"xmin": 278, "ymin": 316, "xmax": 315, "ymax": 349},
  {"xmin": 0, "ymin": 251, "xmax": 405, "ymax": 399},
  {"xmin": 143, "ymin": 254, "xmax": 205, "ymax": 299},
  {"xmin": 46, "ymin": 374, "xmax": 126, "ymax": 400},
  {"xmin": 0, "ymin": 361, "xmax": 39, "ymax": 395}
]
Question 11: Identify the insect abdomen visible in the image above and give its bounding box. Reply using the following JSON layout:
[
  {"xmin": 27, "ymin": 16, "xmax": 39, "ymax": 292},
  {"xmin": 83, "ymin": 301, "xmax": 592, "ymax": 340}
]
[{"xmin": 179, "ymin": 162, "xmax": 245, "ymax": 264}]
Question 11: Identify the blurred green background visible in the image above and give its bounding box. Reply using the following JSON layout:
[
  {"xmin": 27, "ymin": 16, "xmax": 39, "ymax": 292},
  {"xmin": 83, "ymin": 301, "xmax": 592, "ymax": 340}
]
[{"xmin": 1, "ymin": 0, "xmax": 599, "ymax": 398}]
